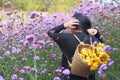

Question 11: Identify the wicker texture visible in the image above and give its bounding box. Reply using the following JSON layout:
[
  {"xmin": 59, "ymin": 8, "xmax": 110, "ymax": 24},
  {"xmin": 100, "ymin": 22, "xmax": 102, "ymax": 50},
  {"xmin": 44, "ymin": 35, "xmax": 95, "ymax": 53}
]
[{"xmin": 71, "ymin": 43, "xmax": 92, "ymax": 77}]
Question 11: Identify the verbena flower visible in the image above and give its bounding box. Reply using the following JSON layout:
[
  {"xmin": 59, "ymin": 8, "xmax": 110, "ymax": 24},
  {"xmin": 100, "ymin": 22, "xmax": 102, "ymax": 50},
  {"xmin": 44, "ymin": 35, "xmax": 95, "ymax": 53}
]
[
  {"xmin": 24, "ymin": 66, "xmax": 32, "ymax": 72},
  {"xmin": 40, "ymin": 69, "xmax": 47, "ymax": 74},
  {"xmin": 4, "ymin": 51, "xmax": 10, "ymax": 56},
  {"xmin": 22, "ymin": 58, "xmax": 27, "ymax": 61},
  {"xmin": 103, "ymin": 45, "xmax": 111, "ymax": 51},
  {"xmin": 55, "ymin": 68, "xmax": 62, "ymax": 73},
  {"xmin": 62, "ymin": 69, "xmax": 70, "ymax": 76},
  {"xmin": 38, "ymin": 40, "xmax": 45, "ymax": 45},
  {"xmin": 11, "ymin": 74, "xmax": 18, "ymax": 80},
  {"xmin": 34, "ymin": 56, "xmax": 40, "ymax": 61},
  {"xmin": 53, "ymin": 77, "xmax": 60, "ymax": 80},
  {"xmin": 12, "ymin": 47, "xmax": 17, "ymax": 54},
  {"xmin": 93, "ymin": 41, "xmax": 98, "ymax": 46},
  {"xmin": 19, "ymin": 69, "xmax": 26, "ymax": 74},
  {"xmin": 0, "ymin": 75, "xmax": 5, "ymax": 80},
  {"xmin": 19, "ymin": 78, "xmax": 24, "ymax": 80},
  {"xmin": 6, "ymin": 19, "xmax": 14, "ymax": 28},
  {"xmin": 23, "ymin": 40, "xmax": 29, "ymax": 46},
  {"xmin": 25, "ymin": 34, "xmax": 35, "ymax": 42},
  {"xmin": 29, "ymin": 11, "xmax": 39, "ymax": 19},
  {"xmin": 108, "ymin": 60, "xmax": 114, "ymax": 66}
]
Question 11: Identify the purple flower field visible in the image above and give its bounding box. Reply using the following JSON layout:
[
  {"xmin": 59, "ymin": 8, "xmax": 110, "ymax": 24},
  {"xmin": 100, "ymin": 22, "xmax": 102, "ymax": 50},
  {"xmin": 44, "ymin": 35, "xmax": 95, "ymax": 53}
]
[{"xmin": 0, "ymin": 0, "xmax": 120, "ymax": 80}]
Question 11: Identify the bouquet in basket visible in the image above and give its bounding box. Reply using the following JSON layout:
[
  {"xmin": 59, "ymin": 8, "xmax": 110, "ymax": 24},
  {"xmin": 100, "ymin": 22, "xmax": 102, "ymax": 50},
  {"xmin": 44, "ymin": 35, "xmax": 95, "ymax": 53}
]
[
  {"xmin": 70, "ymin": 34, "xmax": 110, "ymax": 77},
  {"xmin": 79, "ymin": 42, "xmax": 110, "ymax": 70}
]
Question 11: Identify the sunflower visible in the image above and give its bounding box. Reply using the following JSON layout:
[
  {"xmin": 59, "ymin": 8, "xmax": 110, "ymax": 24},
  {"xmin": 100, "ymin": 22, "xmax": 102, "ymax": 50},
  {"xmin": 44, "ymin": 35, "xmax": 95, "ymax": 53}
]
[
  {"xmin": 84, "ymin": 57, "xmax": 93, "ymax": 66},
  {"xmin": 99, "ymin": 52, "xmax": 110, "ymax": 64},
  {"xmin": 90, "ymin": 62, "xmax": 99, "ymax": 70},
  {"xmin": 79, "ymin": 42, "xmax": 110, "ymax": 70},
  {"xmin": 97, "ymin": 43, "xmax": 105, "ymax": 48}
]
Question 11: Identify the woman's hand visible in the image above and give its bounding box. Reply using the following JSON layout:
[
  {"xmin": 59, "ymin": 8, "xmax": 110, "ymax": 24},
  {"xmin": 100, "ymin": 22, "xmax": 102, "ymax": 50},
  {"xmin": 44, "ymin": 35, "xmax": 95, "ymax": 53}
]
[
  {"xmin": 64, "ymin": 18, "xmax": 79, "ymax": 29},
  {"xmin": 87, "ymin": 28, "xmax": 97, "ymax": 36}
]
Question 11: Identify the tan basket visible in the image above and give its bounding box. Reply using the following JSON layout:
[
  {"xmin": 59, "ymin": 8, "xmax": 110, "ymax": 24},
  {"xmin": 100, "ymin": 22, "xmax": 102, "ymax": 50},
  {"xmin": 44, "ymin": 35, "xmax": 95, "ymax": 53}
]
[{"xmin": 71, "ymin": 43, "xmax": 92, "ymax": 77}]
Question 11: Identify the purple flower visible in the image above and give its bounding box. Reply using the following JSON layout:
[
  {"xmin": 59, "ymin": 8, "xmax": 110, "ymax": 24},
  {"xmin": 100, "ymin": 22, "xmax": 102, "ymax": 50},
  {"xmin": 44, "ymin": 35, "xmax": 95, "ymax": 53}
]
[
  {"xmin": 22, "ymin": 58, "xmax": 27, "ymax": 61},
  {"xmin": 102, "ymin": 66, "xmax": 108, "ymax": 70},
  {"xmin": 40, "ymin": 69, "xmax": 47, "ymax": 74},
  {"xmin": 53, "ymin": 77, "xmax": 60, "ymax": 80},
  {"xmin": 38, "ymin": 40, "xmax": 45, "ymax": 45},
  {"xmin": 103, "ymin": 45, "xmax": 111, "ymax": 51},
  {"xmin": 99, "ymin": 64, "xmax": 107, "ymax": 71},
  {"xmin": 4, "ymin": 51, "xmax": 10, "ymax": 56},
  {"xmin": 19, "ymin": 78, "xmax": 24, "ymax": 80},
  {"xmin": 6, "ymin": 19, "xmax": 14, "ymax": 28},
  {"xmin": 55, "ymin": 68, "xmax": 62, "ymax": 73},
  {"xmin": 11, "ymin": 74, "xmax": 18, "ymax": 80},
  {"xmin": 6, "ymin": 11, "xmax": 13, "ymax": 16},
  {"xmin": 108, "ymin": 60, "xmax": 114, "ymax": 66},
  {"xmin": 0, "ymin": 75, "xmax": 5, "ymax": 80},
  {"xmin": 31, "ymin": 44, "xmax": 38, "ymax": 49},
  {"xmin": 23, "ymin": 40, "xmax": 29, "ymax": 46},
  {"xmin": 29, "ymin": 11, "xmax": 39, "ymax": 18},
  {"xmin": 12, "ymin": 47, "xmax": 17, "ymax": 54},
  {"xmin": 0, "ymin": 23, "xmax": 3, "ymax": 27},
  {"xmin": 14, "ymin": 10, "xmax": 18, "ymax": 14},
  {"xmin": 112, "ymin": 48, "xmax": 118, "ymax": 51},
  {"xmin": 24, "ymin": 66, "xmax": 32, "ymax": 72},
  {"xmin": 31, "ymin": 68, "xmax": 37, "ymax": 72},
  {"xmin": 29, "ymin": 46, "xmax": 33, "ymax": 50},
  {"xmin": 62, "ymin": 69, "xmax": 70, "ymax": 75},
  {"xmin": 34, "ymin": 56, "xmax": 40, "ymax": 61},
  {"xmin": 92, "ymin": 41, "xmax": 98, "ymax": 46},
  {"xmin": 16, "ymin": 48, "xmax": 21, "ymax": 53},
  {"xmin": 0, "ymin": 47, "xmax": 3, "ymax": 52},
  {"xmin": 19, "ymin": 69, "xmax": 26, "ymax": 74},
  {"xmin": 51, "ymin": 53, "xmax": 57, "ymax": 59},
  {"xmin": 5, "ymin": 1, "xmax": 12, "ymax": 6},
  {"xmin": 25, "ymin": 34, "xmax": 35, "ymax": 42},
  {"xmin": 97, "ymin": 70, "xmax": 102, "ymax": 74}
]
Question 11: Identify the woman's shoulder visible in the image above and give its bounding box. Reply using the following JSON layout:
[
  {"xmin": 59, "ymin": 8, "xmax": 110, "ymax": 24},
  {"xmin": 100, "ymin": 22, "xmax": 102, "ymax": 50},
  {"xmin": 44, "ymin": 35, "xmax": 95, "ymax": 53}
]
[{"xmin": 81, "ymin": 33, "xmax": 100, "ymax": 44}]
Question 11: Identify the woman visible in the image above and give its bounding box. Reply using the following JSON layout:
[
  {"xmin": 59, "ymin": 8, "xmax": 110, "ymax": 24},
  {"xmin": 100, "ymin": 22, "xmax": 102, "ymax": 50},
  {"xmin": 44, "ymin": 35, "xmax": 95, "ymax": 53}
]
[{"xmin": 47, "ymin": 13, "xmax": 102, "ymax": 80}]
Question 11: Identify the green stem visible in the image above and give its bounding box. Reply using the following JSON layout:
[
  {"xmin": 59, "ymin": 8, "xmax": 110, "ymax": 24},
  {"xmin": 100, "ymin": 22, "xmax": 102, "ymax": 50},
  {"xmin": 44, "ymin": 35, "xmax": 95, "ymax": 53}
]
[
  {"xmin": 33, "ymin": 49, "xmax": 37, "ymax": 80},
  {"xmin": 106, "ymin": 72, "xmax": 120, "ymax": 80}
]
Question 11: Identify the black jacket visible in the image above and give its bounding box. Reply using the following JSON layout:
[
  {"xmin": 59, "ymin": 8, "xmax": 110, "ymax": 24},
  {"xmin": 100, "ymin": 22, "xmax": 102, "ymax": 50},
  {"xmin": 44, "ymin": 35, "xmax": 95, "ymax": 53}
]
[{"xmin": 47, "ymin": 24, "xmax": 100, "ymax": 80}]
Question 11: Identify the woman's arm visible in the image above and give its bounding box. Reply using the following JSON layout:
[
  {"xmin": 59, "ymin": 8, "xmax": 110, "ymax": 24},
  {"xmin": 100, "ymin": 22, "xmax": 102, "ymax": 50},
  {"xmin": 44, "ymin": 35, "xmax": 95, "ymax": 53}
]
[
  {"xmin": 47, "ymin": 18, "xmax": 79, "ymax": 40},
  {"xmin": 47, "ymin": 24, "xmax": 65, "ymax": 40}
]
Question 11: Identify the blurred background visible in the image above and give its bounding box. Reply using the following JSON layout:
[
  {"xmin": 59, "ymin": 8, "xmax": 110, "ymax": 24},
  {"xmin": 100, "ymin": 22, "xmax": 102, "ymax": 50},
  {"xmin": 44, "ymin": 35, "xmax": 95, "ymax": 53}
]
[
  {"xmin": 0, "ymin": 0, "xmax": 80, "ymax": 12},
  {"xmin": 0, "ymin": 0, "xmax": 120, "ymax": 80},
  {"xmin": 0, "ymin": 0, "xmax": 119, "ymax": 12}
]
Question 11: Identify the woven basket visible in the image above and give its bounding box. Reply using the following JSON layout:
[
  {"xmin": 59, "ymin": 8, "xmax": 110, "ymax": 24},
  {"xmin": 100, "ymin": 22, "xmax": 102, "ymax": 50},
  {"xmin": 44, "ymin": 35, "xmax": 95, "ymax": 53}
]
[{"xmin": 71, "ymin": 43, "xmax": 92, "ymax": 77}]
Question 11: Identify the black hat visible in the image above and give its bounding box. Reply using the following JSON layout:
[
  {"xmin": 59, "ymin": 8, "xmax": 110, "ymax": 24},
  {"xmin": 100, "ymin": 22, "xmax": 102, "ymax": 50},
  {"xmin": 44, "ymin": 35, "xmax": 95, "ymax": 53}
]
[{"xmin": 72, "ymin": 13, "xmax": 92, "ymax": 31}]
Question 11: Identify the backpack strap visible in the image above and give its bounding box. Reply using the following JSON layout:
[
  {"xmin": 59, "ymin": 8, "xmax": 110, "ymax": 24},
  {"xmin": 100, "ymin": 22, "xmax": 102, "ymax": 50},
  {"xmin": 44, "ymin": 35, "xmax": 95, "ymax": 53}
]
[
  {"xmin": 73, "ymin": 34, "xmax": 81, "ymax": 43},
  {"xmin": 73, "ymin": 34, "xmax": 84, "ymax": 44},
  {"xmin": 73, "ymin": 34, "xmax": 92, "ymax": 45},
  {"xmin": 90, "ymin": 36, "xmax": 92, "ymax": 45}
]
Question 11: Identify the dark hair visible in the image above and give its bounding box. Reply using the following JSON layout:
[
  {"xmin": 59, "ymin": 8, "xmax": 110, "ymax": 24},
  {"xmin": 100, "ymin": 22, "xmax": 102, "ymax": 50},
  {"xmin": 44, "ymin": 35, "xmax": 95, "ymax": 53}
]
[
  {"xmin": 73, "ymin": 13, "xmax": 103, "ymax": 43},
  {"xmin": 72, "ymin": 13, "xmax": 92, "ymax": 32}
]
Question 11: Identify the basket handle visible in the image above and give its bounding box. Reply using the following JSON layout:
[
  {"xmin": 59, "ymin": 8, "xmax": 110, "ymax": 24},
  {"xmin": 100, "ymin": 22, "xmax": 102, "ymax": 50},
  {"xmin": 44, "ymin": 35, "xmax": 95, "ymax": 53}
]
[
  {"xmin": 73, "ymin": 34, "xmax": 82, "ymax": 43},
  {"xmin": 90, "ymin": 36, "xmax": 92, "ymax": 45},
  {"xmin": 73, "ymin": 34, "xmax": 92, "ymax": 45}
]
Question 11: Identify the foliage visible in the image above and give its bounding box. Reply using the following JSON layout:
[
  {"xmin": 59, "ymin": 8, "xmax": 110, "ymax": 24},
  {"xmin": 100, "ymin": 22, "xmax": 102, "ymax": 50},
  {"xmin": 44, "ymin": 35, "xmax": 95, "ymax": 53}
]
[
  {"xmin": 0, "ymin": 0, "xmax": 120, "ymax": 80},
  {"xmin": 0, "ymin": 0, "xmax": 79, "ymax": 12}
]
